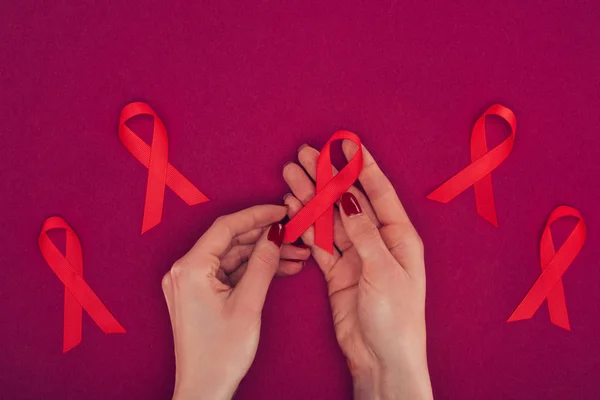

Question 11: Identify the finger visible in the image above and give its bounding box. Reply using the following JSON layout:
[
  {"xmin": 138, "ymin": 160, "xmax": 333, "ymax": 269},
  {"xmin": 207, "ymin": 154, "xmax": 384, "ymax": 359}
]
[
  {"xmin": 233, "ymin": 227, "xmax": 265, "ymax": 245},
  {"xmin": 282, "ymin": 162, "xmax": 316, "ymax": 204},
  {"xmin": 184, "ymin": 205, "xmax": 287, "ymax": 264},
  {"xmin": 282, "ymin": 162, "xmax": 353, "ymax": 251},
  {"xmin": 339, "ymin": 192, "xmax": 402, "ymax": 280},
  {"xmin": 220, "ymin": 243, "xmax": 311, "ymax": 273},
  {"xmin": 297, "ymin": 144, "xmax": 381, "ymax": 227},
  {"xmin": 230, "ymin": 223, "xmax": 284, "ymax": 311},
  {"xmin": 228, "ymin": 260, "xmax": 304, "ymax": 286},
  {"xmin": 215, "ymin": 268, "xmax": 231, "ymax": 286},
  {"xmin": 283, "ymin": 193, "xmax": 341, "ymax": 278},
  {"xmin": 342, "ymin": 141, "xmax": 411, "ymax": 226},
  {"xmin": 342, "ymin": 141, "xmax": 424, "ymax": 275},
  {"xmin": 227, "ymin": 262, "xmax": 247, "ymax": 287}
]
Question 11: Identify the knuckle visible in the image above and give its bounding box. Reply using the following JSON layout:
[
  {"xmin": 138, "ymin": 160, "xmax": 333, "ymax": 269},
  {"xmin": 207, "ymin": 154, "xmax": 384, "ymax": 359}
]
[
  {"xmin": 161, "ymin": 273, "xmax": 171, "ymax": 292},
  {"xmin": 212, "ymin": 215, "xmax": 227, "ymax": 227},
  {"xmin": 386, "ymin": 227, "xmax": 423, "ymax": 256},
  {"xmin": 415, "ymin": 234, "xmax": 424, "ymax": 253},
  {"xmin": 169, "ymin": 260, "xmax": 187, "ymax": 283},
  {"xmin": 353, "ymin": 221, "xmax": 380, "ymax": 243}
]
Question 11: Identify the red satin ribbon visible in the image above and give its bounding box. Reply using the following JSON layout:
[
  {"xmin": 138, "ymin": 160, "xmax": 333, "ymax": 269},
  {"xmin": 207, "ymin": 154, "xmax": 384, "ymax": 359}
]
[
  {"xmin": 119, "ymin": 102, "xmax": 209, "ymax": 233},
  {"xmin": 427, "ymin": 104, "xmax": 517, "ymax": 226},
  {"xmin": 283, "ymin": 131, "xmax": 363, "ymax": 253},
  {"xmin": 38, "ymin": 216, "xmax": 126, "ymax": 352},
  {"xmin": 508, "ymin": 206, "xmax": 586, "ymax": 331}
]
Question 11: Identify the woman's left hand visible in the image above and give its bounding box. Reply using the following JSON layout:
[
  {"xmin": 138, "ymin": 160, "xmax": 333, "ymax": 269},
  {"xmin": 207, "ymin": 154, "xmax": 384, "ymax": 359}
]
[{"xmin": 162, "ymin": 205, "xmax": 309, "ymax": 400}]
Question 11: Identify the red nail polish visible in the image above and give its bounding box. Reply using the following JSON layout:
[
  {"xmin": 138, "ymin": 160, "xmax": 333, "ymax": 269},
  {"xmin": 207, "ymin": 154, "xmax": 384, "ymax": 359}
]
[
  {"xmin": 340, "ymin": 193, "xmax": 362, "ymax": 216},
  {"xmin": 268, "ymin": 223, "xmax": 285, "ymax": 247}
]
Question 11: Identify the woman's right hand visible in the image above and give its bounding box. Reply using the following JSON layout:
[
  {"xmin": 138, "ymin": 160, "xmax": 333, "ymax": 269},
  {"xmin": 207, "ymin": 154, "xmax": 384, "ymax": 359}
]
[{"xmin": 283, "ymin": 142, "xmax": 433, "ymax": 400}]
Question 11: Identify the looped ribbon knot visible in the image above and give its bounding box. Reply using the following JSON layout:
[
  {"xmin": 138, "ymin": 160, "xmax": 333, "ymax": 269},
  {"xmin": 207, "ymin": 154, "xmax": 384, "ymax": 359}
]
[
  {"xmin": 119, "ymin": 102, "xmax": 209, "ymax": 233},
  {"xmin": 283, "ymin": 131, "xmax": 363, "ymax": 253},
  {"xmin": 508, "ymin": 206, "xmax": 586, "ymax": 331},
  {"xmin": 38, "ymin": 216, "xmax": 126, "ymax": 352},
  {"xmin": 427, "ymin": 104, "xmax": 516, "ymax": 226}
]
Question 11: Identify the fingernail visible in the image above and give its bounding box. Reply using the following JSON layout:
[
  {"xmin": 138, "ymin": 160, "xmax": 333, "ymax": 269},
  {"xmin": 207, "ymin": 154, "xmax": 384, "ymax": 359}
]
[
  {"xmin": 283, "ymin": 161, "xmax": 294, "ymax": 169},
  {"xmin": 268, "ymin": 223, "xmax": 285, "ymax": 247},
  {"xmin": 298, "ymin": 143, "xmax": 309, "ymax": 153},
  {"xmin": 283, "ymin": 192, "xmax": 293, "ymax": 201},
  {"xmin": 340, "ymin": 192, "xmax": 362, "ymax": 216}
]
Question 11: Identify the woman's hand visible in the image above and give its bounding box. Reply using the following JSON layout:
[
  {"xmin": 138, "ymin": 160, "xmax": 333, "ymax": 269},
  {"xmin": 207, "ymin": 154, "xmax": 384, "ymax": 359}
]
[
  {"xmin": 283, "ymin": 143, "xmax": 433, "ymax": 400},
  {"xmin": 162, "ymin": 205, "xmax": 310, "ymax": 400}
]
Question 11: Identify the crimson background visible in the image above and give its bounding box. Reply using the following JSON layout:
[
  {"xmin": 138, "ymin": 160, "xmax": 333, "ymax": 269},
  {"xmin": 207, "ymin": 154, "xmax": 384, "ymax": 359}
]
[{"xmin": 1, "ymin": 1, "xmax": 600, "ymax": 399}]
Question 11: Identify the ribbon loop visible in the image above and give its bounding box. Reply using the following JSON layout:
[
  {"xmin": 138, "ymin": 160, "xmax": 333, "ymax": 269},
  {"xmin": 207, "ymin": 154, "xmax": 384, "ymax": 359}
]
[
  {"xmin": 427, "ymin": 104, "xmax": 516, "ymax": 226},
  {"xmin": 283, "ymin": 131, "xmax": 363, "ymax": 253},
  {"xmin": 119, "ymin": 102, "xmax": 209, "ymax": 233},
  {"xmin": 38, "ymin": 216, "xmax": 126, "ymax": 352},
  {"xmin": 508, "ymin": 206, "xmax": 586, "ymax": 330}
]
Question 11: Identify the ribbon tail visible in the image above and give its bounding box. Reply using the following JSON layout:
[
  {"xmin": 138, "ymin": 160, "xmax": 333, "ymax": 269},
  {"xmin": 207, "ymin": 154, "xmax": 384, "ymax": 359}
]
[
  {"xmin": 141, "ymin": 177, "xmax": 165, "ymax": 234},
  {"xmin": 63, "ymin": 289, "xmax": 82, "ymax": 353},
  {"xmin": 547, "ymin": 281, "xmax": 570, "ymax": 331},
  {"xmin": 426, "ymin": 188, "xmax": 451, "ymax": 203},
  {"xmin": 314, "ymin": 206, "xmax": 334, "ymax": 254},
  {"xmin": 141, "ymin": 119, "xmax": 169, "ymax": 233},
  {"xmin": 474, "ymin": 174, "xmax": 498, "ymax": 227}
]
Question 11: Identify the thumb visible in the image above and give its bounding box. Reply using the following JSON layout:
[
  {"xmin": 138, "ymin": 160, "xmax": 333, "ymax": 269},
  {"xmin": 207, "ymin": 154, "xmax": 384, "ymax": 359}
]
[
  {"xmin": 231, "ymin": 223, "xmax": 284, "ymax": 311},
  {"xmin": 339, "ymin": 192, "xmax": 394, "ymax": 278}
]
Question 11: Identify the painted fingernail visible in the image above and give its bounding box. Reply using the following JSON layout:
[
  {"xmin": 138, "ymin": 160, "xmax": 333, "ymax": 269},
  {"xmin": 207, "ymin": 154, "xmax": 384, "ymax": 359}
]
[
  {"xmin": 340, "ymin": 192, "xmax": 362, "ymax": 216},
  {"xmin": 268, "ymin": 223, "xmax": 285, "ymax": 247},
  {"xmin": 298, "ymin": 143, "xmax": 309, "ymax": 153}
]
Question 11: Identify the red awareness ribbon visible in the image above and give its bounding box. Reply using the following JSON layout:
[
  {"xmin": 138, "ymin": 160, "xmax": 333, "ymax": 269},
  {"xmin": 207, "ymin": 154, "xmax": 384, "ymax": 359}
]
[
  {"xmin": 508, "ymin": 206, "xmax": 586, "ymax": 331},
  {"xmin": 119, "ymin": 102, "xmax": 209, "ymax": 233},
  {"xmin": 283, "ymin": 131, "xmax": 363, "ymax": 253},
  {"xmin": 427, "ymin": 104, "xmax": 516, "ymax": 226},
  {"xmin": 38, "ymin": 216, "xmax": 126, "ymax": 352}
]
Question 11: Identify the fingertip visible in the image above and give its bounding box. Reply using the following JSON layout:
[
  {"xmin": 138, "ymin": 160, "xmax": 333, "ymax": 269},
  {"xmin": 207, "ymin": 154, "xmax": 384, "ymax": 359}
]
[
  {"xmin": 267, "ymin": 223, "xmax": 285, "ymax": 247},
  {"xmin": 284, "ymin": 194, "xmax": 303, "ymax": 217},
  {"xmin": 267, "ymin": 205, "xmax": 288, "ymax": 223},
  {"xmin": 298, "ymin": 143, "xmax": 309, "ymax": 153},
  {"xmin": 283, "ymin": 161, "xmax": 296, "ymax": 178},
  {"xmin": 298, "ymin": 143, "xmax": 319, "ymax": 164},
  {"xmin": 276, "ymin": 260, "xmax": 305, "ymax": 276},
  {"xmin": 342, "ymin": 139, "xmax": 360, "ymax": 159},
  {"xmin": 340, "ymin": 192, "xmax": 363, "ymax": 217}
]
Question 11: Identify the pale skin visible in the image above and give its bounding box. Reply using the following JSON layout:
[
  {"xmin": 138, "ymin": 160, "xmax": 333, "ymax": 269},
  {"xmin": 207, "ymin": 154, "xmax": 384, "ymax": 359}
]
[{"xmin": 162, "ymin": 141, "xmax": 433, "ymax": 399}]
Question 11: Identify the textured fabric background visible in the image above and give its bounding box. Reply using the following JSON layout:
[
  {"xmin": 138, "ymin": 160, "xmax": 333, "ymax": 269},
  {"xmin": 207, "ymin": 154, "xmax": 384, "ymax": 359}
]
[{"xmin": 1, "ymin": 1, "xmax": 599, "ymax": 399}]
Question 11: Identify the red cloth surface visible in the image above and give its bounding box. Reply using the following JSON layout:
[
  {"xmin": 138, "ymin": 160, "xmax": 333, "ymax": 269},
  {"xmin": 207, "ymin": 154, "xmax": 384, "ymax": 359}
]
[{"xmin": 1, "ymin": 1, "xmax": 600, "ymax": 399}]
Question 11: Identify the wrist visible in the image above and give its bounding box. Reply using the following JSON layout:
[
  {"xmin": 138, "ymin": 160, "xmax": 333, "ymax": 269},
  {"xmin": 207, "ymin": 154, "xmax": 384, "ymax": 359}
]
[
  {"xmin": 350, "ymin": 356, "xmax": 433, "ymax": 400},
  {"xmin": 173, "ymin": 376, "xmax": 238, "ymax": 400},
  {"xmin": 351, "ymin": 364, "xmax": 381, "ymax": 400},
  {"xmin": 379, "ymin": 358, "xmax": 433, "ymax": 400}
]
